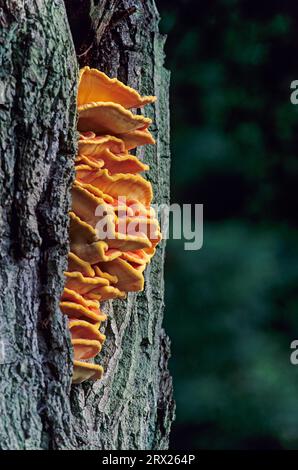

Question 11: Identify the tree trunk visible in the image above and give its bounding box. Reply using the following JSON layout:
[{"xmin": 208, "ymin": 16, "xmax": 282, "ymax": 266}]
[{"xmin": 0, "ymin": 0, "xmax": 174, "ymax": 450}]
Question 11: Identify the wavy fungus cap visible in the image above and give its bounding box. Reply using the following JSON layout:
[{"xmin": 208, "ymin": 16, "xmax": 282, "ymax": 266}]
[
  {"xmin": 79, "ymin": 148, "xmax": 149, "ymax": 175},
  {"xmin": 60, "ymin": 300, "xmax": 106, "ymax": 324},
  {"xmin": 86, "ymin": 285, "xmax": 126, "ymax": 302},
  {"xmin": 72, "ymin": 361, "xmax": 103, "ymax": 384},
  {"xmin": 98, "ymin": 258, "xmax": 145, "ymax": 292},
  {"xmin": 69, "ymin": 319, "xmax": 106, "ymax": 342},
  {"xmin": 116, "ymin": 127, "xmax": 155, "ymax": 150},
  {"xmin": 72, "ymin": 338, "xmax": 103, "ymax": 360},
  {"xmin": 70, "ymin": 205, "xmax": 151, "ymax": 254},
  {"xmin": 68, "ymin": 252, "xmax": 95, "ymax": 277},
  {"xmin": 75, "ymin": 167, "xmax": 153, "ymax": 207},
  {"xmin": 76, "ymin": 155, "xmax": 105, "ymax": 169},
  {"xmin": 61, "ymin": 287, "xmax": 100, "ymax": 311},
  {"xmin": 64, "ymin": 271, "xmax": 109, "ymax": 295},
  {"xmin": 78, "ymin": 101, "xmax": 152, "ymax": 135},
  {"xmin": 120, "ymin": 249, "xmax": 150, "ymax": 265},
  {"xmin": 69, "ymin": 212, "xmax": 122, "ymax": 264},
  {"xmin": 78, "ymin": 134, "xmax": 126, "ymax": 155},
  {"xmin": 75, "ymin": 181, "xmax": 135, "ymax": 217},
  {"xmin": 78, "ymin": 67, "xmax": 156, "ymax": 109},
  {"xmin": 93, "ymin": 266, "xmax": 118, "ymax": 285},
  {"xmin": 79, "ymin": 129, "xmax": 155, "ymax": 152},
  {"xmin": 71, "ymin": 181, "xmax": 115, "ymax": 228},
  {"xmin": 116, "ymin": 215, "xmax": 161, "ymax": 247}
]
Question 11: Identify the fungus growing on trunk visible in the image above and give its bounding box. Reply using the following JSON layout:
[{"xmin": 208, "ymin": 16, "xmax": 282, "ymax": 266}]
[{"xmin": 60, "ymin": 67, "xmax": 160, "ymax": 383}]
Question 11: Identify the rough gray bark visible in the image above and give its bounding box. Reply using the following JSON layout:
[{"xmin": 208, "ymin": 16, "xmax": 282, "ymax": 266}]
[
  {"xmin": 0, "ymin": 0, "xmax": 174, "ymax": 450},
  {"xmin": 0, "ymin": 0, "xmax": 77, "ymax": 449}
]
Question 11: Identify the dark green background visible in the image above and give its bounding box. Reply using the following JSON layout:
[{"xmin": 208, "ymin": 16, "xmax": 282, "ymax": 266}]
[{"xmin": 157, "ymin": 0, "xmax": 298, "ymax": 449}]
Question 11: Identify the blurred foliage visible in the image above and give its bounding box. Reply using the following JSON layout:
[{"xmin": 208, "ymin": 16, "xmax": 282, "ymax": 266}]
[{"xmin": 156, "ymin": 0, "xmax": 298, "ymax": 449}]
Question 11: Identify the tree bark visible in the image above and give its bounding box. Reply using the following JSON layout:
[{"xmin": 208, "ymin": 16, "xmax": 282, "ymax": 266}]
[{"xmin": 0, "ymin": 0, "xmax": 174, "ymax": 450}]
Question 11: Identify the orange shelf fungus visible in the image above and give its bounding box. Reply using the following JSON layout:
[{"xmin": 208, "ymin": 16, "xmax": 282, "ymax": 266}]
[
  {"xmin": 60, "ymin": 67, "xmax": 161, "ymax": 383},
  {"xmin": 80, "ymin": 147, "xmax": 149, "ymax": 175},
  {"xmin": 64, "ymin": 271, "xmax": 109, "ymax": 295},
  {"xmin": 68, "ymin": 252, "xmax": 96, "ymax": 277},
  {"xmin": 86, "ymin": 285, "xmax": 126, "ymax": 302},
  {"xmin": 72, "ymin": 361, "xmax": 103, "ymax": 384},
  {"xmin": 60, "ymin": 300, "xmax": 106, "ymax": 324},
  {"xmin": 79, "ymin": 133, "xmax": 125, "ymax": 154},
  {"xmin": 120, "ymin": 249, "xmax": 150, "ymax": 265},
  {"xmin": 76, "ymin": 155, "xmax": 105, "ymax": 169},
  {"xmin": 72, "ymin": 338, "xmax": 103, "ymax": 360},
  {"xmin": 78, "ymin": 66, "xmax": 156, "ymax": 109},
  {"xmin": 78, "ymin": 102, "xmax": 152, "ymax": 135},
  {"xmin": 116, "ymin": 127, "xmax": 156, "ymax": 151},
  {"xmin": 75, "ymin": 168, "xmax": 153, "ymax": 207},
  {"xmin": 79, "ymin": 129, "xmax": 155, "ymax": 153},
  {"xmin": 69, "ymin": 319, "xmax": 106, "ymax": 342}
]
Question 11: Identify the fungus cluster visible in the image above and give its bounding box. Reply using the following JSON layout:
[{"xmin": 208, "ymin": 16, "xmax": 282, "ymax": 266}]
[{"xmin": 60, "ymin": 67, "xmax": 160, "ymax": 384}]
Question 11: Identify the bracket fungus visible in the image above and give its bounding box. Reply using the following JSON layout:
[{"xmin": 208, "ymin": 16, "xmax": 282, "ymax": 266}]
[{"xmin": 60, "ymin": 66, "xmax": 160, "ymax": 383}]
